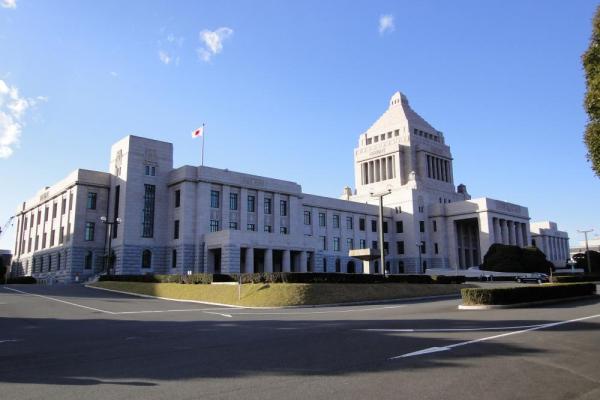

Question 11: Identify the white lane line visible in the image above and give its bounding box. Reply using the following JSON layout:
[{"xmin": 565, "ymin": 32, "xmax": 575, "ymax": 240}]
[
  {"xmin": 2, "ymin": 286, "xmax": 115, "ymax": 314},
  {"xmin": 0, "ymin": 339, "xmax": 21, "ymax": 344},
  {"xmin": 364, "ymin": 324, "xmax": 545, "ymax": 333},
  {"xmin": 113, "ymin": 308, "xmax": 236, "ymax": 315},
  {"xmin": 228, "ymin": 304, "xmax": 407, "ymax": 316},
  {"xmin": 204, "ymin": 311, "xmax": 233, "ymax": 318},
  {"xmin": 389, "ymin": 313, "xmax": 600, "ymax": 360}
]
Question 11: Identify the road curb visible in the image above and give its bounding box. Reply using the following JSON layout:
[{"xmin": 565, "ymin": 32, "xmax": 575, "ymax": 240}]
[
  {"xmin": 458, "ymin": 294, "xmax": 599, "ymax": 310},
  {"xmin": 85, "ymin": 284, "xmax": 462, "ymax": 309}
]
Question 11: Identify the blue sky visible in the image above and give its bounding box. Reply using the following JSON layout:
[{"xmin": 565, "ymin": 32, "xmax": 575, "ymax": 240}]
[{"xmin": 1, "ymin": 0, "xmax": 599, "ymax": 250}]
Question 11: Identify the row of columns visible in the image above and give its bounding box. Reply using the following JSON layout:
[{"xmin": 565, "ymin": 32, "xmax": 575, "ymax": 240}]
[
  {"xmin": 241, "ymin": 248, "xmax": 312, "ymax": 273},
  {"xmin": 361, "ymin": 155, "xmax": 396, "ymax": 185},
  {"xmin": 492, "ymin": 218, "xmax": 528, "ymax": 247},
  {"xmin": 541, "ymin": 236, "xmax": 569, "ymax": 262},
  {"xmin": 456, "ymin": 221, "xmax": 480, "ymax": 268},
  {"xmin": 426, "ymin": 155, "xmax": 450, "ymax": 182}
]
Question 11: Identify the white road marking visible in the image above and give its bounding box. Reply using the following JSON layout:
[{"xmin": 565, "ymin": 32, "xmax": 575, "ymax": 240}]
[
  {"xmin": 0, "ymin": 339, "xmax": 21, "ymax": 344},
  {"xmin": 228, "ymin": 304, "xmax": 407, "ymax": 316},
  {"xmin": 204, "ymin": 311, "xmax": 233, "ymax": 318},
  {"xmin": 364, "ymin": 324, "xmax": 545, "ymax": 333},
  {"xmin": 2, "ymin": 286, "xmax": 115, "ymax": 314},
  {"xmin": 389, "ymin": 313, "xmax": 600, "ymax": 360},
  {"xmin": 114, "ymin": 308, "xmax": 236, "ymax": 315}
]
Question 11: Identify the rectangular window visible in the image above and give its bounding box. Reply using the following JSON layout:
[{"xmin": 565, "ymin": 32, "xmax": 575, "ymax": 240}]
[
  {"xmin": 44, "ymin": 207, "xmax": 49, "ymax": 222},
  {"xmin": 346, "ymin": 216, "xmax": 353, "ymax": 230},
  {"xmin": 209, "ymin": 220, "xmax": 220, "ymax": 232},
  {"xmin": 383, "ymin": 241, "xmax": 389, "ymax": 255},
  {"xmin": 419, "ymin": 221, "xmax": 425, "ymax": 233},
  {"xmin": 333, "ymin": 215, "xmax": 340, "ymax": 228},
  {"xmin": 397, "ymin": 241, "xmax": 405, "ymax": 255},
  {"xmin": 320, "ymin": 236, "xmax": 327, "ymax": 250},
  {"xmin": 264, "ymin": 225, "xmax": 272, "ymax": 233},
  {"xmin": 230, "ymin": 221, "xmax": 239, "ymax": 230},
  {"xmin": 59, "ymin": 227, "xmax": 64, "ymax": 244},
  {"xmin": 396, "ymin": 220, "xmax": 403, "ymax": 233},
  {"xmin": 359, "ymin": 218, "xmax": 365, "ymax": 231},
  {"xmin": 172, "ymin": 249, "xmax": 177, "ymax": 269},
  {"xmin": 174, "ymin": 220, "xmax": 180, "ymax": 239},
  {"xmin": 383, "ymin": 221, "xmax": 388, "ymax": 234},
  {"xmin": 145, "ymin": 165, "xmax": 150, "ymax": 176},
  {"xmin": 434, "ymin": 242, "xmax": 439, "ymax": 254},
  {"xmin": 372, "ymin": 240, "xmax": 378, "ymax": 249},
  {"xmin": 34, "ymin": 235, "xmax": 39, "ymax": 250},
  {"xmin": 230, "ymin": 193, "xmax": 238, "ymax": 210},
  {"xmin": 85, "ymin": 222, "xmax": 95, "ymax": 241},
  {"xmin": 37, "ymin": 210, "xmax": 41, "ymax": 225},
  {"xmin": 333, "ymin": 237, "xmax": 340, "ymax": 251},
  {"xmin": 151, "ymin": 166, "xmax": 156, "ymax": 176},
  {"xmin": 264, "ymin": 198, "xmax": 272, "ymax": 214},
  {"xmin": 280, "ymin": 200, "xmax": 287, "ymax": 216},
  {"xmin": 113, "ymin": 185, "xmax": 120, "ymax": 239},
  {"xmin": 175, "ymin": 190, "xmax": 181, "ymax": 208},
  {"xmin": 61, "ymin": 198, "xmax": 66, "ymax": 215},
  {"xmin": 247, "ymin": 195, "xmax": 255, "ymax": 212},
  {"xmin": 142, "ymin": 185, "xmax": 156, "ymax": 238},
  {"xmin": 28, "ymin": 239, "xmax": 32, "ymax": 252},
  {"xmin": 42, "ymin": 233, "xmax": 47, "ymax": 249},
  {"xmin": 87, "ymin": 192, "xmax": 97, "ymax": 210},
  {"xmin": 50, "ymin": 230, "xmax": 55, "ymax": 247},
  {"xmin": 421, "ymin": 241, "xmax": 426, "ymax": 254},
  {"xmin": 359, "ymin": 239, "xmax": 366, "ymax": 249},
  {"xmin": 371, "ymin": 220, "xmax": 377, "ymax": 232},
  {"xmin": 247, "ymin": 223, "xmax": 256, "ymax": 231},
  {"xmin": 210, "ymin": 190, "xmax": 220, "ymax": 208},
  {"xmin": 433, "ymin": 220, "xmax": 437, "ymax": 232},
  {"xmin": 319, "ymin": 212, "xmax": 326, "ymax": 227},
  {"xmin": 280, "ymin": 226, "xmax": 288, "ymax": 234},
  {"xmin": 52, "ymin": 203, "xmax": 57, "ymax": 218},
  {"xmin": 69, "ymin": 192, "xmax": 73, "ymax": 211},
  {"xmin": 304, "ymin": 210, "xmax": 311, "ymax": 225},
  {"xmin": 346, "ymin": 238, "xmax": 354, "ymax": 250}
]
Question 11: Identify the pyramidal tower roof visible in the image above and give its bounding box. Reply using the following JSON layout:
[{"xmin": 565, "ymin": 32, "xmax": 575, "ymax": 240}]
[{"xmin": 365, "ymin": 91, "xmax": 438, "ymax": 135}]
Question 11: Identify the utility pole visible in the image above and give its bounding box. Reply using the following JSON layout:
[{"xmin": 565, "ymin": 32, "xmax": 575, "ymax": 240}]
[
  {"xmin": 370, "ymin": 189, "xmax": 392, "ymax": 276},
  {"xmin": 578, "ymin": 229, "xmax": 594, "ymax": 274}
]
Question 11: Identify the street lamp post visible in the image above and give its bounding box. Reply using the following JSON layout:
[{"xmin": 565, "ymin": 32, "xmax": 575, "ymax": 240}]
[
  {"xmin": 101, "ymin": 216, "xmax": 121, "ymax": 275},
  {"xmin": 370, "ymin": 189, "xmax": 392, "ymax": 277},
  {"xmin": 578, "ymin": 229, "xmax": 594, "ymax": 274},
  {"xmin": 416, "ymin": 243, "xmax": 422, "ymax": 274}
]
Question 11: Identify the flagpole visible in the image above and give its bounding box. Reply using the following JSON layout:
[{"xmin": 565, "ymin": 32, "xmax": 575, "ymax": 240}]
[{"xmin": 201, "ymin": 123, "xmax": 205, "ymax": 167}]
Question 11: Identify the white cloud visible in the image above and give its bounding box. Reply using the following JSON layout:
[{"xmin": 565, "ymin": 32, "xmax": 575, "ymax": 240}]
[
  {"xmin": 378, "ymin": 14, "xmax": 395, "ymax": 35},
  {"xmin": 198, "ymin": 27, "xmax": 233, "ymax": 62},
  {"xmin": 1, "ymin": 0, "xmax": 17, "ymax": 9},
  {"xmin": 158, "ymin": 50, "xmax": 172, "ymax": 65},
  {"xmin": 0, "ymin": 79, "xmax": 45, "ymax": 159}
]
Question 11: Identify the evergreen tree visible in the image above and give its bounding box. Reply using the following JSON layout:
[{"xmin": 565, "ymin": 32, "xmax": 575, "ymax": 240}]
[{"xmin": 583, "ymin": 6, "xmax": 600, "ymax": 177}]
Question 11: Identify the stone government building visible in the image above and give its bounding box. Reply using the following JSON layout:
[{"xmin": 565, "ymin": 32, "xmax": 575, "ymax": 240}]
[{"xmin": 11, "ymin": 91, "xmax": 570, "ymax": 282}]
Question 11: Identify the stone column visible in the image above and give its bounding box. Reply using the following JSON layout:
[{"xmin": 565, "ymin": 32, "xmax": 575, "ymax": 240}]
[
  {"xmin": 245, "ymin": 247, "xmax": 254, "ymax": 273},
  {"xmin": 375, "ymin": 159, "xmax": 381, "ymax": 182},
  {"xmin": 381, "ymin": 158, "xmax": 387, "ymax": 180},
  {"xmin": 466, "ymin": 224, "xmax": 473, "ymax": 267},
  {"xmin": 369, "ymin": 161, "xmax": 374, "ymax": 183},
  {"xmin": 387, "ymin": 156, "xmax": 393, "ymax": 179},
  {"xmin": 363, "ymin": 163, "xmax": 368, "ymax": 184},
  {"xmin": 300, "ymin": 251, "xmax": 308, "ymax": 273},
  {"xmin": 282, "ymin": 250, "xmax": 291, "ymax": 272},
  {"xmin": 500, "ymin": 219, "xmax": 508, "ymax": 245},
  {"xmin": 264, "ymin": 248, "xmax": 273, "ymax": 273}
]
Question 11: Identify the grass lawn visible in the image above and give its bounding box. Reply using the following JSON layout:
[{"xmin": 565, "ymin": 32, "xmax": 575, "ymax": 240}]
[{"xmin": 90, "ymin": 281, "xmax": 469, "ymax": 307}]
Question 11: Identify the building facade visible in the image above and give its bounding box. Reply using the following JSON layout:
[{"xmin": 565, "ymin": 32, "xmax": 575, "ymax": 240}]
[
  {"xmin": 530, "ymin": 221, "xmax": 570, "ymax": 267},
  {"xmin": 11, "ymin": 91, "xmax": 568, "ymax": 282}
]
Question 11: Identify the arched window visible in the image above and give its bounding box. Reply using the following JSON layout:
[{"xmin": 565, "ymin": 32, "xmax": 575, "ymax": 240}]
[
  {"xmin": 84, "ymin": 251, "xmax": 93, "ymax": 269},
  {"xmin": 322, "ymin": 258, "xmax": 327, "ymax": 272},
  {"xmin": 347, "ymin": 261, "xmax": 356, "ymax": 274},
  {"xmin": 335, "ymin": 258, "xmax": 341, "ymax": 273},
  {"xmin": 142, "ymin": 249, "xmax": 152, "ymax": 269}
]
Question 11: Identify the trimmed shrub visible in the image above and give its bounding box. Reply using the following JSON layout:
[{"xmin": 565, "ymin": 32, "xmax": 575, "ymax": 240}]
[
  {"xmin": 6, "ymin": 276, "xmax": 37, "ymax": 284},
  {"xmin": 99, "ymin": 274, "xmax": 213, "ymax": 284},
  {"xmin": 572, "ymin": 251, "xmax": 600, "ymax": 274},
  {"xmin": 550, "ymin": 275, "xmax": 600, "ymax": 283},
  {"xmin": 461, "ymin": 283, "xmax": 597, "ymax": 305},
  {"xmin": 481, "ymin": 244, "xmax": 554, "ymax": 274}
]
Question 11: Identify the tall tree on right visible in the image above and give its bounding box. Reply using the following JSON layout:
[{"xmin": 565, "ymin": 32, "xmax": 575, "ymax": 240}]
[{"xmin": 583, "ymin": 6, "xmax": 600, "ymax": 177}]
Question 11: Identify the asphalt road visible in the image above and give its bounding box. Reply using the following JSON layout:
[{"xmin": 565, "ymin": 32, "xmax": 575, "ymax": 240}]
[{"xmin": 1, "ymin": 284, "xmax": 599, "ymax": 400}]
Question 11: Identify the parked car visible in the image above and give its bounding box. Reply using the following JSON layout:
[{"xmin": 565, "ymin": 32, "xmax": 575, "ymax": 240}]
[{"xmin": 516, "ymin": 273, "xmax": 549, "ymax": 284}]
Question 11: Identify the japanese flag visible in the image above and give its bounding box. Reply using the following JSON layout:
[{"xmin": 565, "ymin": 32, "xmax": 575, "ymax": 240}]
[{"xmin": 192, "ymin": 126, "xmax": 204, "ymax": 138}]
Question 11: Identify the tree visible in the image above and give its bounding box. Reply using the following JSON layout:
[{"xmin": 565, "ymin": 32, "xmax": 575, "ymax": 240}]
[
  {"xmin": 573, "ymin": 250, "xmax": 600, "ymax": 274},
  {"xmin": 583, "ymin": 6, "xmax": 600, "ymax": 177},
  {"xmin": 481, "ymin": 243, "xmax": 554, "ymax": 273}
]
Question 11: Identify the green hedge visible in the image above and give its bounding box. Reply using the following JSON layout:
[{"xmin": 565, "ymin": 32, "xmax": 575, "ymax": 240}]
[
  {"xmin": 482, "ymin": 243, "xmax": 554, "ymax": 273},
  {"xmin": 6, "ymin": 276, "xmax": 37, "ymax": 284},
  {"xmin": 98, "ymin": 273, "xmax": 467, "ymax": 285},
  {"xmin": 550, "ymin": 275, "xmax": 600, "ymax": 283},
  {"xmin": 461, "ymin": 283, "xmax": 597, "ymax": 305}
]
